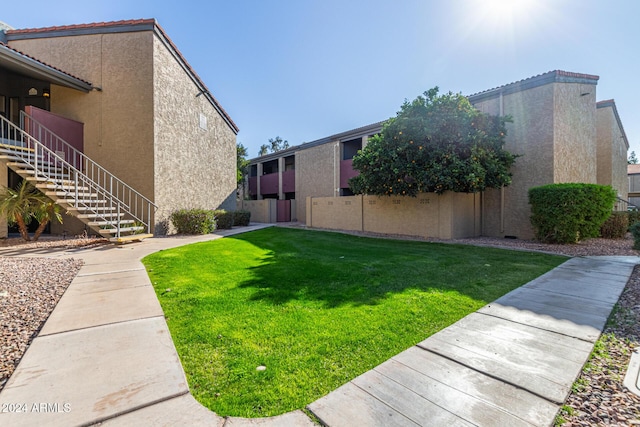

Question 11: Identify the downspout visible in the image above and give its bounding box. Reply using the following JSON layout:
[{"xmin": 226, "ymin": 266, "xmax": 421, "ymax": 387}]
[{"xmin": 499, "ymin": 91, "xmax": 505, "ymax": 234}]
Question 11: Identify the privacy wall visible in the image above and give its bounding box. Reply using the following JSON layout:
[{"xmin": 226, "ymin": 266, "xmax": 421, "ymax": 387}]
[{"xmin": 306, "ymin": 193, "xmax": 481, "ymax": 239}]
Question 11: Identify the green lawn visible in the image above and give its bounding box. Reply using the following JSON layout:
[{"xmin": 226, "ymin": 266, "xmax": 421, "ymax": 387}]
[{"xmin": 142, "ymin": 227, "xmax": 566, "ymax": 417}]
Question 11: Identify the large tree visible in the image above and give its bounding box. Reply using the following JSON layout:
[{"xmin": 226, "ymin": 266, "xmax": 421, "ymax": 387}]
[{"xmin": 350, "ymin": 88, "xmax": 517, "ymax": 196}]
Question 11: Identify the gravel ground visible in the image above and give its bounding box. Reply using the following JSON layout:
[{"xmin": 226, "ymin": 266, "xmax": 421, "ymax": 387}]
[
  {"xmin": 0, "ymin": 236, "xmax": 104, "ymax": 391},
  {"xmin": 0, "ymin": 232, "xmax": 639, "ymax": 425}
]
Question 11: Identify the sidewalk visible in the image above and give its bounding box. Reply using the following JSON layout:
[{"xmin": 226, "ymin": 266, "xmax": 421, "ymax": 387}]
[{"xmin": 0, "ymin": 226, "xmax": 636, "ymax": 426}]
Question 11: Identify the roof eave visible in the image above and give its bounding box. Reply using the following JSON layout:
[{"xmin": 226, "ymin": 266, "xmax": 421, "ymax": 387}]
[{"xmin": 0, "ymin": 43, "xmax": 92, "ymax": 92}]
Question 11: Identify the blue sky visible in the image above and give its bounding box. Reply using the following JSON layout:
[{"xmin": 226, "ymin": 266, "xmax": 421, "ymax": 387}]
[{"xmin": 2, "ymin": 0, "xmax": 638, "ymax": 158}]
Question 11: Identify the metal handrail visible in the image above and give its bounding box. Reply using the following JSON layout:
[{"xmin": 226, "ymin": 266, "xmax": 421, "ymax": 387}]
[{"xmin": 0, "ymin": 113, "xmax": 156, "ymax": 237}]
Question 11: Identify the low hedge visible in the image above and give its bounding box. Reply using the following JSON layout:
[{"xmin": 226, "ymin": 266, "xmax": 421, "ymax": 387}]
[
  {"xmin": 529, "ymin": 183, "xmax": 616, "ymax": 244},
  {"xmin": 628, "ymin": 210, "xmax": 640, "ymax": 230},
  {"xmin": 631, "ymin": 222, "xmax": 640, "ymax": 250},
  {"xmin": 233, "ymin": 210, "xmax": 251, "ymax": 227},
  {"xmin": 213, "ymin": 210, "xmax": 234, "ymax": 229},
  {"xmin": 170, "ymin": 209, "xmax": 217, "ymax": 234},
  {"xmin": 600, "ymin": 211, "xmax": 628, "ymax": 239}
]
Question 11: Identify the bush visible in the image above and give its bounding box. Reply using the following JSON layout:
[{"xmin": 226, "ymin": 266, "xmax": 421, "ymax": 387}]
[
  {"xmin": 529, "ymin": 183, "xmax": 616, "ymax": 244},
  {"xmin": 600, "ymin": 211, "xmax": 629, "ymax": 239},
  {"xmin": 213, "ymin": 210, "xmax": 234, "ymax": 229},
  {"xmin": 233, "ymin": 210, "xmax": 251, "ymax": 227},
  {"xmin": 628, "ymin": 210, "xmax": 640, "ymax": 230},
  {"xmin": 631, "ymin": 222, "xmax": 640, "ymax": 250},
  {"xmin": 170, "ymin": 209, "xmax": 216, "ymax": 234}
]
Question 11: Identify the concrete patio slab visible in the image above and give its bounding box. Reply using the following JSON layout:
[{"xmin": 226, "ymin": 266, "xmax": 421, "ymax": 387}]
[
  {"xmin": 99, "ymin": 394, "xmax": 225, "ymax": 427},
  {"xmin": 39, "ymin": 278, "xmax": 163, "ymax": 335},
  {"xmin": 368, "ymin": 359, "xmax": 534, "ymax": 427},
  {"xmin": 391, "ymin": 347, "xmax": 559, "ymax": 426},
  {"xmin": 69, "ymin": 268, "xmax": 152, "ymax": 289},
  {"xmin": 225, "ymin": 410, "xmax": 317, "ymax": 426},
  {"xmin": 75, "ymin": 261, "xmax": 146, "ymax": 276},
  {"xmin": 0, "ymin": 317, "xmax": 188, "ymax": 427},
  {"xmin": 307, "ymin": 381, "xmax": 429, "ymax": 427},
  {"xmin": 522, "ymin": 276, "xmax": 627, "ymax": 305},
  {"xmin": 418, "ymin": 320, "xmax": 584, "ymax": 404},
  {"xmin": 478, "ymin": 300, "xmax": 604, "ymax": 343}
]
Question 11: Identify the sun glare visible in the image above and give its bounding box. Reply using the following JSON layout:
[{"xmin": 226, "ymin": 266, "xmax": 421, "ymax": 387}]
[{"xmin": 482, "ymin": 0, "xmax": 537, "ymax": 23}]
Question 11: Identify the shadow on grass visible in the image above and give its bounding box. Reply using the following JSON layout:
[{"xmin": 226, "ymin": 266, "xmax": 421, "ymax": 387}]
[{"xmin": 228, "ymin": 228, "xmax": 565, "ymax": 308}]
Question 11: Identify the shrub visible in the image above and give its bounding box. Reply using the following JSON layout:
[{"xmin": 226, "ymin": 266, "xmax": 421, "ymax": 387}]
[
  {"xmin": 233, "ymin": 210, "xmax": 251, "ymax": 227},
  {"xmin": 170, "ymin": 209, "xmax": 216, "ymax": 234},
  {"xmin": 213, "ymin": 210, "xmax": 234, "ymax": 229},
  {"xmin": 628, "ymin": 210, "xmax": 640, "ymax": 230},
  {"xmin": 529, "ymin": 183, "xmax": 616, "ymax": 244},
  {"xmin": 631, "ymin": 222, "xmax": 640, "ymax": 250},
  {"xmin": 600, "ymin": 211, "xmax": 628, "ymax": 239}
]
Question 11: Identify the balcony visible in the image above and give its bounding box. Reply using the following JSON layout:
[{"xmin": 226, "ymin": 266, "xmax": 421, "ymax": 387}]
[
  {"xmin": 248, "ymin": 176, "xmax": 257, "ymax": 196},
  {"xmin": 260, "ymin": 172, "xmax": 279, "ymax": 195},
  {"xmin": 282, "ymin": 170, "xmax": 295, "ymax": 193},
  {"xmin": 340, "ymin": 159, "xmax": 359, "ymax": 188}
]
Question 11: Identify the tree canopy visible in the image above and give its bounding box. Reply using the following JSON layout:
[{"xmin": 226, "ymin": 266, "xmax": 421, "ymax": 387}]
[
  {"xmin": 237, "ymin": 142, "xmax": 249, "ymax": 186},
  {"xmin": 349, "ymin": 88, "xmax": 518, "ymax": 196},
  {"xmin": 259, "ymin": 136, "xmax": 289, "ymax": 156}
]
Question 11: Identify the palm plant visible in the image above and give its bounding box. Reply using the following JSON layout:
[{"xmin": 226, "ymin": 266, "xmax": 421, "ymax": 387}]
[{"xmin": 0, "ymin": 180, "xmax": 63, "ymax": 241}]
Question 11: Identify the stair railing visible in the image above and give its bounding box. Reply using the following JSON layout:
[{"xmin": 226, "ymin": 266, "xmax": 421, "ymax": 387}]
[{"xmin": 0, "ymin": 113, "xmax": 156, "ymax": 237}]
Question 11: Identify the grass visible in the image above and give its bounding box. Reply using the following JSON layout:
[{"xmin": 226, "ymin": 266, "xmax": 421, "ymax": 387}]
[{"xmin": 142, "ymin": 227, "xmax": 566, "ymax": 417}]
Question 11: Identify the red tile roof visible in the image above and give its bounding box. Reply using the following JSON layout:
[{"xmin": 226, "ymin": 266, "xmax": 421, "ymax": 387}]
[
  {"xmin": 7, "ymin": 19, "xmax": 239, "ymax": 134},
  {"xmin": 7, "ymin": 19, "xmax": 156, "ymax": 35}
]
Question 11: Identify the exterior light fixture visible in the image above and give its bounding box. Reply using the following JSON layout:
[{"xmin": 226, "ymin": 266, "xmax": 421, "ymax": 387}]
[{"xmin": 43, "ymin": 88, "xmax": 50, "ymax": 98}]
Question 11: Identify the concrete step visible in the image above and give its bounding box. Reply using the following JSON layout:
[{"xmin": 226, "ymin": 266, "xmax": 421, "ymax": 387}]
[
  {"xmin": 108, "ymin": 233, "xmax": 154, "ymax": 244},
  {"xmin": 47, "ymin": 191, "xmax": 98, "ymax": 198},
  {"xmin": 89, "ymin": 219, "xmax": 135, "ymax": 227},
  {"xmin": 99, "ymin": 226, "xmax": 145, "ymax": 235},
  {"xmin": 57, "ymin": 199, "xmax": 108, "ymax": 207},
  {"xmin": 77, "ymin": 212, "xmax": 123, "ymax": 219}
]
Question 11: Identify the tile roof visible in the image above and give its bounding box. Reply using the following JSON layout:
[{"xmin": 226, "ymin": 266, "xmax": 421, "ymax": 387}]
[
  {"xmin": 6, "ymin": 19, "xmax": 156, "ymax": 35},
  {"xmin": 467, "ymin": 70, "xmax": 600, "ymax": 102},
  {"xmin": 0, "ymin": 41, "xmax": 92, "ymax": 88},
  {"xmin": 7, "ymin": 19, "xmax": 239, "ymax": 134}
]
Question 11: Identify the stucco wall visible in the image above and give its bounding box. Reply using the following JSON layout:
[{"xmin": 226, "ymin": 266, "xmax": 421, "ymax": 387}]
[
  {"xmin": 237, "ymin": 199, "xmax": 276, "ymax": 223},
  {"xmin": 295, "ymin": 142, "xmax": 338, "ymax": 222},
  {"xmin": 10, "ymin": 29, "xmax": 237, "ymax": 235},
  {"xmin": 553, "ymin": 83, "xmax": 597, "ymax": 183},
  {"xmin": 152, "ymin": 36, "xmax": 236, "ymax": 233},
  {"xmin": 10, "ymin": 32, "xmax": 156, "ymax": 204},
  {"xmin": 472, "ymin": 84, "xmax": 555, "ymax": 239},
  {"xmin": 307, "ymin": 193, "xmax": 480, "ymax": 239},
  {"xmin": 597, "ymin": 106, "xmax": 628, "ymax": 203}
]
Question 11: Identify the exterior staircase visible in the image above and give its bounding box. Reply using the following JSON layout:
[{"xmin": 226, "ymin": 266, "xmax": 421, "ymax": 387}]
[{"xmin": 0, "ymin": 112, "xmax": 156, "ymax": 243}]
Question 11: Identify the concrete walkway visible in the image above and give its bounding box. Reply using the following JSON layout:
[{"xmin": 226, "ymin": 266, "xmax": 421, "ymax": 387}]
[{"xmin": 0, "ymin": 226, "xmax": 636, "ymax": 426}]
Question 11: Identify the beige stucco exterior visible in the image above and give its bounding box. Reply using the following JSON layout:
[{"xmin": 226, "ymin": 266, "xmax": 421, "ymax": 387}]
[
  {"xmin": 5, "ymin": 20, "xmax": 238, "ymax": 235},
  {"xmin": 307, "ymin": 193, "xmax": 481, "ymax": 239},
  {"xmin": 470, "ymin": 77, "xmax": 599, "ymax": 239},
  {"xmin": 248, "ymin": 70, "xmax": 628, "ymax": 241},
  {"xmin": 295, "ymin": 142, "xmax": 339, "ymax": 222},
  {"xmin": 597, "ymin": 101, "xmax": 629, "ymax": 208}
]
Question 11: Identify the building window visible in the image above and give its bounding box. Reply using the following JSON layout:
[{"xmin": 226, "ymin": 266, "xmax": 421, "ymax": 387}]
[{"xmin": 199, "ymin": 113, "xmax": 208, "ymax": 130}]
